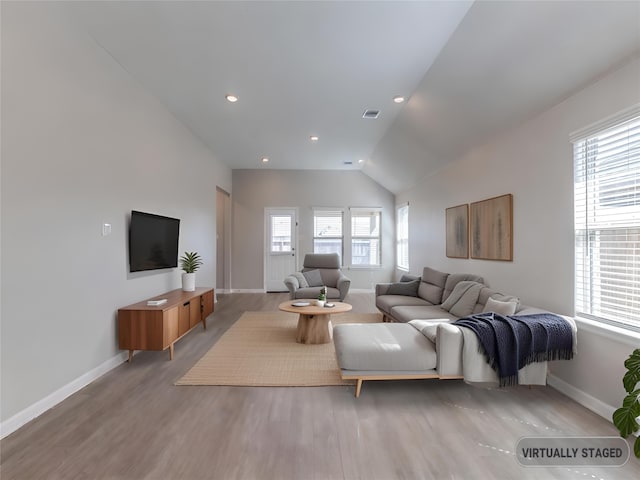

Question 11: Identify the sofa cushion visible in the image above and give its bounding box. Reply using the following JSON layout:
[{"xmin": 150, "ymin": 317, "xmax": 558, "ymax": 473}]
[
  {"xmin": 333, "ymin": 323, "xmax": 437, "ymax": 371},
  {"xmin": 386, "ymin": 279, "xmax": 420, "ymax": 297},
  {"xmin": 418, "ymin": 267, "xmax": 449, "ymax": 304},
  {"xmin": 319, "ymin": 268, "xmax": 341, "ymax": 287},
  {"xmin": 376, "ymin": 295, "xmax": 431, "ymax": 314},
  {"xmin": 302, "ymin": 269, "xmax": 323, "ymax": 287},
  {"xmin": 294, "ymin": 286, "xmax": 340, "ymax": 299},
  {"xmin": 291, "ymin": 272, "xmax": 309, "ymax": 288},
  {"xmin": 474, "ymin": 287, "xmax": 521, "ymax": 314},
  {"xmin": 482, "ymin": 297, "xmax": 518, "ymax": 316},
  {"xmin": 408, "ymin": 319, "xmax": 449, "ymax": 343},
  {"xmin": 442, "ymin": 273, "xmax": 485, "ymax": 303},
  {"xmin": 440, "ymin": 281, "xmax": 484, "ymax": 317},
  {"xmin": 390, "ymin": 305, "xmax": 458, "ymax": 323}
]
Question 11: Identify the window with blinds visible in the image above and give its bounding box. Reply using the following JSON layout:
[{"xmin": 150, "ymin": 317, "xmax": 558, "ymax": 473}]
[
  {"xmin": 269, "ymin": 215, "xmax": 292, "ymax": 253},
  {"xmin": 351, "ymin": 208, "xmax": 381, "ymax": 266},
  {"xmin": 572, "ymin": 109, "xmax": 640, "ymax": 332},
  {"xmin": 313, "ymin": 209, "xmax": 343, "ymax": 262},
  {"xmin": 397, "ymin": 204, "xmax": 409, "ymax": 270}
]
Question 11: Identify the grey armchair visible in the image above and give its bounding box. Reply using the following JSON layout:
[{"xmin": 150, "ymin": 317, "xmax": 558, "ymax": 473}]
[{"xmin": 284, "ymin": 253, "xmax": 351, "ymax": 301}]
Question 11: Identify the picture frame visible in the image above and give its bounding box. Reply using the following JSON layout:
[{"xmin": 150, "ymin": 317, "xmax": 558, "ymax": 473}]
[
  {"xmin": 445, "ymin": 204, "xmax": 469, "ymax": 259},
  {"xmin": 470, "ymin": 194, "xmax": 513, "ymax": 261}
]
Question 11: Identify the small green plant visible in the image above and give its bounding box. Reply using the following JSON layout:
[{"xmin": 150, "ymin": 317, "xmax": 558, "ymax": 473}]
[
  {"xmin": 612, "ymin": 348, "xmax": 640, "ymax": 459},
  {"xmin": 318, "ymin": 286, "xmax": 327, "ymax": 302},
  {"xmin": 179, "ymin": 251, "xmax": 203, "ymax": 273}
]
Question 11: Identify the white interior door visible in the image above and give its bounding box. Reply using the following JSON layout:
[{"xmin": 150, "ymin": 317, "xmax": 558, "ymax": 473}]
[{"xmin": 265, "ymin": 208, "xmax": 297, "ymax": 292}]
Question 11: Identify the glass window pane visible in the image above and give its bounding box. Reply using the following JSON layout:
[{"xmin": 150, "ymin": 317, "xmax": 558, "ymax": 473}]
[{"xmin": 270, "ymin": 215, "xmax": 291, "ymax": 253}]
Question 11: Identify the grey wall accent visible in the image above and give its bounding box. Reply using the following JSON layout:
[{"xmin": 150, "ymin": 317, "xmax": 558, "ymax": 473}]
[
  {"xmin": 1, "ymin": 3, "xmax": 232, "ymax": 422},
  {"xmin": 389, "ymin": 57, "xmax": 640, "ymax": 414},
  {"xmin": 232, "ymin": 169, "xmax": 395, "ymax": 290}
]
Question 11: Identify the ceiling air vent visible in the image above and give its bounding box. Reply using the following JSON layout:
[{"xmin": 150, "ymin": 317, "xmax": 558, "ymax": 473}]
[
  {"xmin": 362, "ymin": 109, "xmax": 380, "ymax": 119},
  {"xmin": 344, "ymin": 161, "xmax": 353, "ymax": 165}
]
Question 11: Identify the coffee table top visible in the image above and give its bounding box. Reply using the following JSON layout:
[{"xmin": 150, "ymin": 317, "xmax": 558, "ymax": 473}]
[{"xmin": 279, "ymin": 300, "xmax": 352, "ymax": 315}]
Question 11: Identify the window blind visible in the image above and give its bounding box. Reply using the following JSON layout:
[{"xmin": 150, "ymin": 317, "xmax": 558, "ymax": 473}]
[
  {"xmin": 397, "ymin": 204, "xmax": 409, "ymax": 270},
  {"xmin": 313, "ymin": 209, "xmax": 343, "ymax": 261},
  {"xmin": 573, "ymin": 113, "xmax": 640, "ymax": 331},
  {"xmin": 351, "ymin": 208, "xmax": 381, "ymax": 266}
]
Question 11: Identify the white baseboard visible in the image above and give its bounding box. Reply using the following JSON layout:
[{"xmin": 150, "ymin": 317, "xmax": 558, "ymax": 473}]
[
  {"xmin": 0, "ymin": 351, "xmax": 129, "ymax": 439},
  {"xmin": 547, "ymin": 373, "xmax": 616, "ymax": 423},
  {"xmin": 228, "ymin": 289, "xmax": 267, "ymax": 293},
  {"xmin": 349, "ymin": 288, "xmax": 375, "ymax": 293}
]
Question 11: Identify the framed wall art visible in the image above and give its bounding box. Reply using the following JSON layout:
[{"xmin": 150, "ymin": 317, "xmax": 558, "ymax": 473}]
[
  {"xmin": 470, "ymin": 194, "xmax": 513, "ymax": 261},
  {"xmin": 445, "ymin": 204, "xmax": 469, "ymax": 259}
]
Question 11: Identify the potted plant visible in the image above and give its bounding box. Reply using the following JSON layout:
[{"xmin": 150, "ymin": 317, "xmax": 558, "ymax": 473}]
[
  {"xmin": 612, "ymin": 348, "xmax": 640, "ymax": 459},
  {"xmin": 180, "ymin": 251, "xmax": 203, "ymax": 292},
  {"xmin": 316, "ymin": 285, "xmax": 327, "ymax": 306}
]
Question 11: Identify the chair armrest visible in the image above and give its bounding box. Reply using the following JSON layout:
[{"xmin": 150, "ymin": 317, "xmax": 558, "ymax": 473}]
[
  {"xmin": 283, "ymin": 275, "xmax": 299, "ymax": 300},
  {"xmin": 436, "ymin": 323, "xmax": 463, "ymax": 377},
  {"xmin": 336, "ymin": 274, "xmax": 351, "ymax": 301},
  {"xmin": 375, "ymin": 283, "xmax": 392, "ymax": 296}
]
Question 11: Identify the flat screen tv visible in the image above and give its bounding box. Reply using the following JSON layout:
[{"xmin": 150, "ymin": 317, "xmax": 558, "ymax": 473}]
[{"xmin": 129, "ymin": 211, "xmax": 180, "ymax": 272}]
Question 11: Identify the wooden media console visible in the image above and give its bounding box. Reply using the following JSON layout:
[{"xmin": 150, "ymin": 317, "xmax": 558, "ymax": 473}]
[{"xmin": 118, "ymin": 287, "xmax": 214, "ymax": 362}]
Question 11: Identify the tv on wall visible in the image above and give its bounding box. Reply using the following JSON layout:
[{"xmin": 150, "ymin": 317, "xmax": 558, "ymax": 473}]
[{"xmin": 129, "ymin": 210, "xmax": 180, "ymax": 272}]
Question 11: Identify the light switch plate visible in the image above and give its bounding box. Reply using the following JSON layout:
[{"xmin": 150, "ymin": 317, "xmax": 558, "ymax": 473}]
[{"xmin": 102, "ymin": 223, "xmax": 112, "ymax": 236}]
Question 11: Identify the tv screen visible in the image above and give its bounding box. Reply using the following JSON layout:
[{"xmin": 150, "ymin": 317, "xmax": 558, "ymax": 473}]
[{"xmin": 129, "ymin": 211, "xmax": 180, "ymax": 272}]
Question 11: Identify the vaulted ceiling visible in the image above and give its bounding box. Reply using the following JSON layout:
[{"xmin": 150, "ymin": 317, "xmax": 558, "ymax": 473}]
[{"xmin": 65, "ymin": 1, "xmax": 640, "ymax": 194}]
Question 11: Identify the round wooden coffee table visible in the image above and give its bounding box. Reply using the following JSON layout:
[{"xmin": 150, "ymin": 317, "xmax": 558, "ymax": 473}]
[{"xmin": 278, "ymin": 300, "xmax": 353, "ymax": 344}]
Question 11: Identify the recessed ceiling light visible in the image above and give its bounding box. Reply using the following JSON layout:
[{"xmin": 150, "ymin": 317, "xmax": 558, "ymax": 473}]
[
  {"xmin": 310, "ymin": 135, "xmax": 319, "ymax": 142},
  {"xmin": 225, "ymin": 94, "xmax": 238, "ymax": 103},
  {"xmin": 261, "ymin": 157, "xmax": 269, "ymax": 163},
  {"xmin": 358, "ymin": 159, "xmax": 365, "ymax": 164},
  {"xmin": 393, "ymin": 96, "xmax": 405, "ymax": 104}
]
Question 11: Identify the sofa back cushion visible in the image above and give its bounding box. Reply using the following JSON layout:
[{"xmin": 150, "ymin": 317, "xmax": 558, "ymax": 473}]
[
  {"xmin": 418, "ymin": 267, "xmax": 449, "ymax": 304},
  {"xmin": 442, "ymin": 273, "xmax": 485, "ymax": 303}
]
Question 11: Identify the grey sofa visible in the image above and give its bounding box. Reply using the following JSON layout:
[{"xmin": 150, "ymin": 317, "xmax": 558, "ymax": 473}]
[
  {"xmin": 284, "ymin": 253, "xmax": 351, "ymax": 301},
  {"xmin": 333, "ymin": 266, "xmax": 577, "ymax": 397}
]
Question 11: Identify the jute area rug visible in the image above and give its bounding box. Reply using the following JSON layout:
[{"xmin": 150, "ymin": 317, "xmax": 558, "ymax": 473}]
[{"xmin": 175, "ymin": 311, "xmax": 382, "ymax": 386}]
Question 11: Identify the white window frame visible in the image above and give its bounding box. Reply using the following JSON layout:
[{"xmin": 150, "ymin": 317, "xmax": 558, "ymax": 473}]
[
  {"xmin": 349, "ymin": 207, "xmax": 382, "ymax": 268},
  {"xmin": 571, "ymin": 105, "xmax": 640, "ymax": 333},
  {"xmin": 396, "ymin": 203, "xmax": 409, "ymax": 271},
  {"xmin": 312, "ymin": 208, "xmax": 344, "ymax": 263}
]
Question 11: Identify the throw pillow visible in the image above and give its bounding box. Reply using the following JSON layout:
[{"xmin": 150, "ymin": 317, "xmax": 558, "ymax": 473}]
[
  {"xmin": 440, "ymin": 280, "xmax": 484, "ymax": 317},
  {"xmin": 482, "ymin": 297, "xmax": 518, "ymax": 316},
  {"xmin": 302, "ymin": 269, "xmax": 323, "ymax": 287},
  {"xmin": 292, "ymin": 272, "xmax": 309, "ymax": 288},
  {"xmin": 400, "ymin": 274, "xmax": 420, "ymax": 283},
  {"xmin": 386, "ymin": 279, "xmax": 420, "ymax": 297}
]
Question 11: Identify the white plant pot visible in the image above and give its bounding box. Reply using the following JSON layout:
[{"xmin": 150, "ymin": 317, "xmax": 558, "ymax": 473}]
[{"xmin": 182, "ymin": 272, "xmax": 196, "ymax": 292}]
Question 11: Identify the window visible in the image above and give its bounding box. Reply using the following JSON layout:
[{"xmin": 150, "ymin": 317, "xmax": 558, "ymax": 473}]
[
  {"xmin": 269, "ymin": 214, "xmax": 292, "ymax": 253},
  {"xmin": 351, "ymin": 208, "xmax": 381, "ymax": 266},
  {"xmin": 313, "ymin": 209, "xmax": 343, "ymax": 262},
  {"xmin": 572, "ymin": 108, "xmax": 640, "ymax": 332},
  {"xmin": 397, "ymin": 204, "xmax": 409, "ymax": 270}
]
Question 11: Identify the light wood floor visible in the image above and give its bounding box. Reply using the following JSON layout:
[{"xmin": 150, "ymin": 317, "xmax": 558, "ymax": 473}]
[{"xmin": 1, "ymin": 292, "xmax": 638, "ymax": 479}]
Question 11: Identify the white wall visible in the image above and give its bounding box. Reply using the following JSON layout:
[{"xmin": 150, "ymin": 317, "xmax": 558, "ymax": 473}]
[
  {"xmin": 232, "ymin": 169, "xmax": 395, "ymax": 291},
  {"xmin": 0, "ymin": 3, "xmax": 231, "ymax": 426},
  {"xmin": 390, "ymin": 56, "xmax": 640, "ymax": 415}
]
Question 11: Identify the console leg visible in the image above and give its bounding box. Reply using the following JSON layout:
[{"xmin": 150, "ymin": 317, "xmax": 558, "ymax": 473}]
[
  {"xmin": 355, "ymin": 379, "xmax": 363, "ymax": 398},
  {"xmin": 169, "ymin": 344, "xmax": 174, "ymax": 360},
  {"xmin": 128, "ymin": 350, "xmax": 133, "ymax": 363}
]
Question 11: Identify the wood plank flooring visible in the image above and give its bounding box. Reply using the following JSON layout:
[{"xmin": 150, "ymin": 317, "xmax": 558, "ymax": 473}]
[{"xmin": 1, "ymin": 292, "xmax": 639, "ymax": 479}]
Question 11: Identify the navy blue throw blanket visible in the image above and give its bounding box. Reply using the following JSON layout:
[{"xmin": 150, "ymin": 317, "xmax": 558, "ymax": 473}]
[{"xmin": 453, "ymin": 313, "xmax": 574, "ymax": 386}]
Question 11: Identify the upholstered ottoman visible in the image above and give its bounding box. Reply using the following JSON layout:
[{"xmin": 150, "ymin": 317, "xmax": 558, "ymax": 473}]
[{"xmin": 333, "ymin": 322, "xmax": 439, "ymax": 397}]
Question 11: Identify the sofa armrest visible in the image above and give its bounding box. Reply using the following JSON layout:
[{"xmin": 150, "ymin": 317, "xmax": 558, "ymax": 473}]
[
  {"xmin": 337, "ymin": 274, "xmax": 351, "ymax": 301},
  {"xmin": 436, "ymin": 323, "xmax": 463, "ymax": 377},
  {"xmin": 375, "ymin": 283, "xmax": 392, "ymax": 296},
  {"xmin": 283, "ymin": 275, "xmax": 299, "ymax": 300}
]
